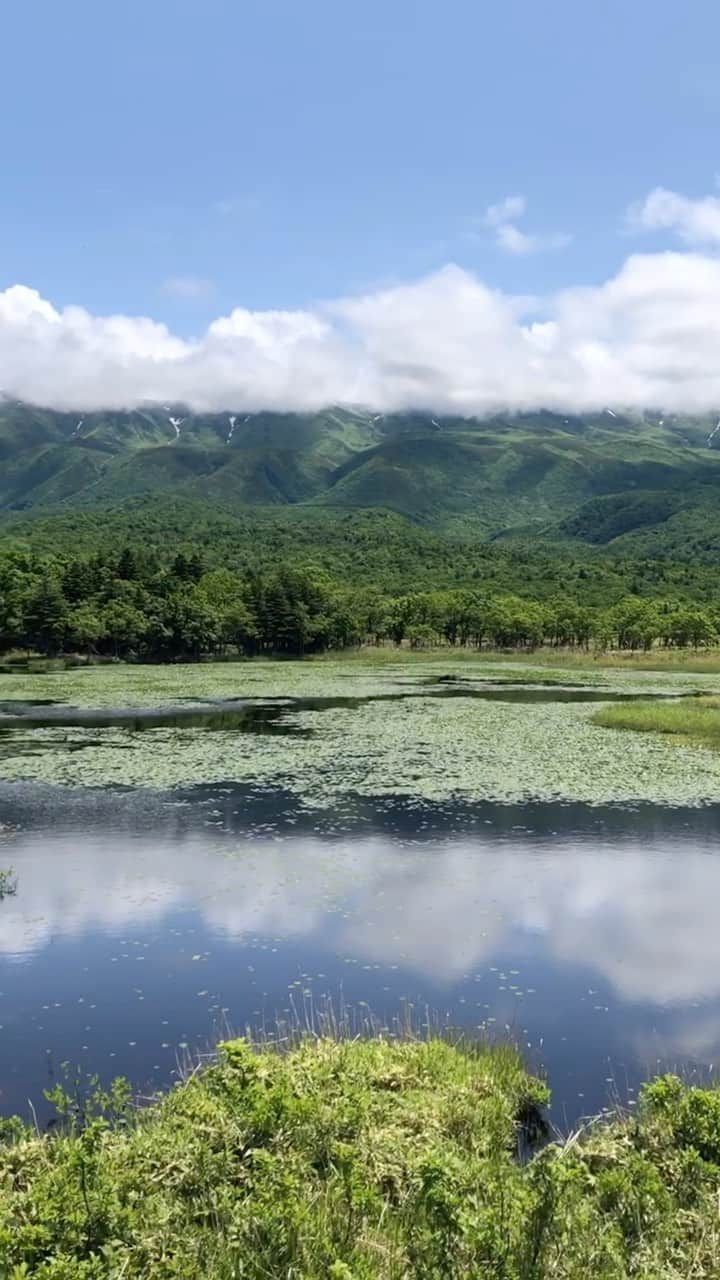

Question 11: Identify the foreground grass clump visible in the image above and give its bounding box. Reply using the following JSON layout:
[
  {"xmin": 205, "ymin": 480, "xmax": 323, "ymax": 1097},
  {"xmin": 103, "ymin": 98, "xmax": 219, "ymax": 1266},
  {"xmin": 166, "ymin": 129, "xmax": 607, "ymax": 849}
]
[
  {"xmin": 593, "ymin": 695, "xmax": 720, "ymax": 748},
  {"xmin": 2, "ymin": 1041, "xmax": 720, "ymax": 1279},
  {"xmin": 0, "ymin": 1038, "xmax": 545, "ymax": 1279}
]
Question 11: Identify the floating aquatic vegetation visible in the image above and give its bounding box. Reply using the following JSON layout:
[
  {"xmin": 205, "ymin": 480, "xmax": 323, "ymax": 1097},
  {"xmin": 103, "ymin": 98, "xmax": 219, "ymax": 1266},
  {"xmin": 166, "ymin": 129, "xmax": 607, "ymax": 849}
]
[{"xmin": 0, "ymin": 658, "xmax": 718, "ymax": 807}]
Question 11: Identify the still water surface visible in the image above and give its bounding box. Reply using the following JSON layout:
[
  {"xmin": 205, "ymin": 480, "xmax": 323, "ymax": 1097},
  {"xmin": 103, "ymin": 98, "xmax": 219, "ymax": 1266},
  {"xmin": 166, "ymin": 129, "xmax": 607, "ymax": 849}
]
[{"xmin": 2, "ymin": 778, "xmax": 719, "ymax": 1127}]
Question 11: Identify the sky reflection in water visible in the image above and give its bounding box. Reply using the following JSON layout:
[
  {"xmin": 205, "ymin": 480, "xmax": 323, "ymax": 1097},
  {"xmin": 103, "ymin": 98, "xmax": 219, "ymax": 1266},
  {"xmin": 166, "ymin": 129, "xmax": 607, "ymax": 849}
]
[{"xmin": 1, "ymin": 790, "xmax": 719, "ymax": 1127}]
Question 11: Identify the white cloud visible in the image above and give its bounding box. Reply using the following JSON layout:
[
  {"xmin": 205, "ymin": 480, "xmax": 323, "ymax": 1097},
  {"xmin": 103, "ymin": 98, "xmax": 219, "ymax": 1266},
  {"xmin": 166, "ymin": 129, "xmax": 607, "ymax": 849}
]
[
  {"xmin": 495, "ymin": 222, "xmax": 537, "ymax": 254},
  {"xmin": 4, "ymin": 241, "xmax": 720, "ymax": 413},
  {"xmin": 482, "ymin": 193, "xmax": 571, "ymax": 256},
  {"xmin": 628, "ymin": 185, "xmax": 720, "ymax": 245},
  {"xmin": 162, "ymin": 275, "xmax": 216, "ymax": 301},
  {"xmin": 484, "ymin": 194, "xmax": 527, "ymax": 227}
]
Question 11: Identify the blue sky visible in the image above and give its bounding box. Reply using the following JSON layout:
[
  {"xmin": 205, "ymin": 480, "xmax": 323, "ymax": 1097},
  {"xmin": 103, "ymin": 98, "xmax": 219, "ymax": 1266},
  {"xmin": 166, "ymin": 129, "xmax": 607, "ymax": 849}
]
[
  {"xmin": 2, "ymin": 0, "xmax": 719, "ymax": 327},
  {"xmin": 3, "ymin": 0, "xmax": 720, "ymax": 414}
]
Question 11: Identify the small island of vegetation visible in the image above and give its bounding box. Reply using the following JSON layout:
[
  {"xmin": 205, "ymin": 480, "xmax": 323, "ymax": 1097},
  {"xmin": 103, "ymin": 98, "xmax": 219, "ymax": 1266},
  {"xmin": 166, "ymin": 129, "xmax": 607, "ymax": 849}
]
[{"xmin": 593, "ymin": 695, "xmax": 720, "ymax": 749}]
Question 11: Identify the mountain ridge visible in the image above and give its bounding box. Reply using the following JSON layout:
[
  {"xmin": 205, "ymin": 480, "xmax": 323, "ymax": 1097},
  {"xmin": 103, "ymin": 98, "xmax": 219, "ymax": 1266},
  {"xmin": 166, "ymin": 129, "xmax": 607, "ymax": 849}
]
[{"xmin": 2, "ymin": 401, "xmax": 720, "ymax": 557}]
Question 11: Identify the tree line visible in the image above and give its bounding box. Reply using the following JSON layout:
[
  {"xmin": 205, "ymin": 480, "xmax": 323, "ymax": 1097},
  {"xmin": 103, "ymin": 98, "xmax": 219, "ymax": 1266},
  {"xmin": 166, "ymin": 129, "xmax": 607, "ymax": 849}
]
[{"xmin": 0, "ymin": 545, "xmax": 718, "ymax": 661}]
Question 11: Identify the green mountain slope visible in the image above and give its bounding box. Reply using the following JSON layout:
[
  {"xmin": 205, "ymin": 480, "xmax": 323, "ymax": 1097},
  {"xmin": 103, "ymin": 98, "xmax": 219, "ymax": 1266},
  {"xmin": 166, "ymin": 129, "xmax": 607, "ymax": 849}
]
[
  {"xmin": 4, "ymin": 492, "xmax": 720, "ymax": 602},
  {"xmin": 2, "ymin": 400, "xmax": 720, "ymax": 558}
]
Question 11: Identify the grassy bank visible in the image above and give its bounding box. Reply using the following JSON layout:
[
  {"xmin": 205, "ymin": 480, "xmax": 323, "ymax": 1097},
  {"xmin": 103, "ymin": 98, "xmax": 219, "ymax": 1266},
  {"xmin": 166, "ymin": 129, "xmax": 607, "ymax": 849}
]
[
  {"xmin": 322, "ymin": 645, "xmax": 720, "ymax": 675},
  {"xmin": 6, "ymin": 643, "xmax": 720, "ymax": 678},
  {"xmin": 493, "ymin": 647, "xmax": 720, "ymax": 674},
  {"xmin": 2, "ymin": 1038, "xmax": 720, "ymax": 1278},
  {"xmin": 495, "ymin": 648, "xmax": 720, "ymax": 675},
  {"xmin": 593, "ymin": 696, "xmax": 720, "ymax": 748}
]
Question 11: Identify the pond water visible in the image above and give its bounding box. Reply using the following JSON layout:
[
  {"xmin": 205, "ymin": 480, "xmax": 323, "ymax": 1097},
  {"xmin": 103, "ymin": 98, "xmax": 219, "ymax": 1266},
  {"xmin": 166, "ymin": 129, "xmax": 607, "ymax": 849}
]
[{"xmin": 1, "ymin": 658, "xmax": 720, "ymax": 1128}]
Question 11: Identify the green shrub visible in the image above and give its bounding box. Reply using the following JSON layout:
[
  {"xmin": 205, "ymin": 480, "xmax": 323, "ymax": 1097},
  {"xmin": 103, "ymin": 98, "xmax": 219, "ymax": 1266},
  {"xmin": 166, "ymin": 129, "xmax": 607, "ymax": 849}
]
[
  {"xmin": 2, "ymin": 1043, "xmax": 720, "ymax": 1277},
  {"xmin": 644, "ymin": 1073, "xmax": 720, "ymax": 1165}
]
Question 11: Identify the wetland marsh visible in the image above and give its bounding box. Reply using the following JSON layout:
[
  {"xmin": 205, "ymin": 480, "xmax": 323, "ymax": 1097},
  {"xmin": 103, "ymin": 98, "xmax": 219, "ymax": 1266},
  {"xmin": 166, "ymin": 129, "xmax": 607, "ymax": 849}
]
[{"xmin": 1, "ymin": 655, "xmax": 720, "ymax": 1126}]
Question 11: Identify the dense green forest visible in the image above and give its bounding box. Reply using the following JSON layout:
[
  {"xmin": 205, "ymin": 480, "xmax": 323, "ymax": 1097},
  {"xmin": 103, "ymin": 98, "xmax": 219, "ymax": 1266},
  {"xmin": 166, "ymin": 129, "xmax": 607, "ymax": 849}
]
[
  {"xmin": 1, "ymin": 540, "xmax": 718, "ymax": 660},
  {"xmin": 3, "ymin": 403, "xmax": 720, "ymax": 659}
]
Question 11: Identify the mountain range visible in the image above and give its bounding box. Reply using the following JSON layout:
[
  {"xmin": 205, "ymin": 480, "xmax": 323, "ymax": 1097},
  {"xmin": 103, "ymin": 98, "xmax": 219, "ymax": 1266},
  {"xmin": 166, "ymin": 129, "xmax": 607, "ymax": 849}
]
[{"xmin": 2, "ymin": 401, "xmax": 720, "ymax": 561}]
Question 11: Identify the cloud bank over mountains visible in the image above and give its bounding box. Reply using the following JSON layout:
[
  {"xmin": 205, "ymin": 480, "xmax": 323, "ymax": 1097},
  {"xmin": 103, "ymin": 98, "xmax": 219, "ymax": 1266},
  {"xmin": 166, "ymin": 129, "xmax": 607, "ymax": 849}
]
[{"xmin": 3, "ymin": 186, "xmax": 720, "ymax": 416}]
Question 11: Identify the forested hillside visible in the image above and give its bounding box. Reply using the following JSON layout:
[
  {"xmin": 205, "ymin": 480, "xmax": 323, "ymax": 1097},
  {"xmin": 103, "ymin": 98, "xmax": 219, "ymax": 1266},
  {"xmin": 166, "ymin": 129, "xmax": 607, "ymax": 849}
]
[
  {"xmin": 3, "ymin": 402, "xmax": 720, "ymax": 660},
  {"xmin": 3, "ymin": 400, "xmax": 720, "ymax": 554}
]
